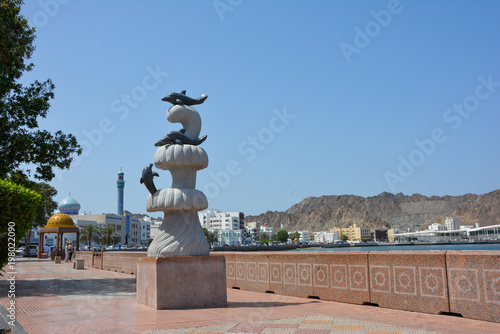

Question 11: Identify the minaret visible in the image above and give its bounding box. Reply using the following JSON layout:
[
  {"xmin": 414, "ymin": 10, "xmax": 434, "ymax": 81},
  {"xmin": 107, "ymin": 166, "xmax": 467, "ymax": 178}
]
[{"xmin": 117, "ymin": 168, "xmax": 125, "ymax": 215}]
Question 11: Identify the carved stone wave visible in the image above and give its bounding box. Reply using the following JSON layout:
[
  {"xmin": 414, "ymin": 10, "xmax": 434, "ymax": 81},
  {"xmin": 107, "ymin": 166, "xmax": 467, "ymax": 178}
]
[
  {"xmin": 146, "ymin": 188, "xmax": 208, "ymax": 212},
  {"xmin": 165, "ymin": 104, "xmax": 202, "ymax": 139},
  {"xmin": 154, "ymin": 144, "xmax": 208, "ymax": 170},
  {"xmin": 147, "ymin": 211, "xmax": 209, "ymax": 257}
]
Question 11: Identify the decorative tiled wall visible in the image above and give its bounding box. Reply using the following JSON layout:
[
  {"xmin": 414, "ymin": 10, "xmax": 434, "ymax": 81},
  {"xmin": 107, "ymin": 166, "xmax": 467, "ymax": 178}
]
[
  {"xmin": 446, "ymin": 251, "xmax": 500, "ymax": 323},
  {"xmin": 102, "ymin": 252, "xmax": 146, "ymax": 274},
  {"xmin": 219, "ymin": 250, "xmax": 500, "ymax": 323},
  {"xmin": 368, "ymin": 251, "xmax": 449, "ymax": 314},
  {"xmin": 75, "ymin": 250, "xmax": 500, "ymax": 323},
  {"xmin": 75, "ymin": 251, "xmax": 142, "ymax": 274}
]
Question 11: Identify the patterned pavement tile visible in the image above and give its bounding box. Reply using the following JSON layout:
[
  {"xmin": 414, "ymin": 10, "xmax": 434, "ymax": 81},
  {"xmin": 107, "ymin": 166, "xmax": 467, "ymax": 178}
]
[
  {"xmin": 3, "ymin": 258, "xmax": 500, "ymax": 334},
  {"xmin": 144, "ymin": 316, "xmax": 438, "ymax": 334}
]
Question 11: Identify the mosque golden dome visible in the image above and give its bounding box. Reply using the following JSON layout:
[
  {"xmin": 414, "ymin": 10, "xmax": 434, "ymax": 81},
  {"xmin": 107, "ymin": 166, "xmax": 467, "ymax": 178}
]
[{"xmin": 45, "ymin": 213, "xmax": 76, "ymax": 228}]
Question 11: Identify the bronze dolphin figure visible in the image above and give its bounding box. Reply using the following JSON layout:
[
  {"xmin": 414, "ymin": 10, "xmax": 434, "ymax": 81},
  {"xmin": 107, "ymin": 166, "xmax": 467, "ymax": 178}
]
[
  {"xmin": 140, "ymin": 163, "xmax": 159, "ymax": 195},
  {"xmin": 155, "ymin": 128, "xmax": 207, "ymax": 147},
  {"xmin": 162, "ymin": 90, "xmax": 207, "ymax": 106}
]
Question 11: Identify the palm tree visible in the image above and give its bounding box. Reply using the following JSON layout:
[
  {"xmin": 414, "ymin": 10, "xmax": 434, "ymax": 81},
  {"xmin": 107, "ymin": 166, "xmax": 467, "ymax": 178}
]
[
  {"xmin": 100, "ymin": 225, "xmax": 120, "ymax": 246},
  {"xmin": 207, "ymin": 231, "xmax": 218, "ymax": 245},
  {"xmin": 80, "ymin": 224, "xmax": 101, "ymax": 247}
]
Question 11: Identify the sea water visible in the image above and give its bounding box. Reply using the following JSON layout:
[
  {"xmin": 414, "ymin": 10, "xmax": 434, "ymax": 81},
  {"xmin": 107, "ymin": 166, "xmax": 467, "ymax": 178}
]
[{"xmin": 295, "ymin": 243, "xmax": 500, "ymax": 252}]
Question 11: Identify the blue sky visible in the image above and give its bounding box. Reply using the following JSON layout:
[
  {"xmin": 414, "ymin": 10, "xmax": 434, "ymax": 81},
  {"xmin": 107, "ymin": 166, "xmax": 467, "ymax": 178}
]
[{"xmin": 20, "ymin": 0, "xmax": 500, "ymax": 218}]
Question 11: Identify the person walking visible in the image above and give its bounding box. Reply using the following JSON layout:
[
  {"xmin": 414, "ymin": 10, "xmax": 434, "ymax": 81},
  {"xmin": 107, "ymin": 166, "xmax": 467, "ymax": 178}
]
[
  {"xmin": 43, "ymin": 244, "xmax": 50, "ymax": 257},
  {"xmin": 68, "ymin": 242, "xmax": 74, "ymax": 261},
  {"xmin": 64, "ymin": 243, "xmax": 69, "ymax": 262}
]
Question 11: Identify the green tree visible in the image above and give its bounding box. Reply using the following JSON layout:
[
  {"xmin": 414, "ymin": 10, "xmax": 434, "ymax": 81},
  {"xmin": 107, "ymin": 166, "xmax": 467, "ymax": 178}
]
[
  {"xmin": 341, "ymin": 234, "xmax": 349, "ymax": 241},
  {"xmin": 290, "ymin": 231, "xmax": 301, "ymax": 241},
  {"xmin": 80, "ymin": 224, "xmax": 101, "ymax": 246},
  {"xmin": 0, "ymin": 179, "xmax": 41, "ymax": 275},
  {"xmin": 0, "ymin": 0, "xmax": 81, "ymax": 181},
  {"xmin": 207, "ymin": 231, "xmax": 217, "ymax": 245},
  {"xmin": 202, "ymin": 228, "xmax": 218, "ymax": 245},
  {"xmin": 7, "ymin": 171, "xmax": 57, "ymax": 255},
  {"xmin": 259, "ymin": 232, "xmax": 269, "ymax": 241},
  {"xmin": 100, "ymin": 225, "xmax": 120, "ymax": 246},
  {"xmin": 271, "ymin": 233, "xmax": 277, "ymax": 241},
  {"xmin": 276, "ymin": 229, "xmax": 289, "ymax": 243}
]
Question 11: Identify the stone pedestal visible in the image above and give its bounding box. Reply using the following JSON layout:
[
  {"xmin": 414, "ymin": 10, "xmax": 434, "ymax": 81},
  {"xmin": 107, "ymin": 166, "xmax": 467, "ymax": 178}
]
[
  {"xmin": 137, "ymin": 255, "xmax": 227, "ymax": 310},
  {"xmin": 73, "ymin": 258, "xmax": 84, "ymax": 269}
]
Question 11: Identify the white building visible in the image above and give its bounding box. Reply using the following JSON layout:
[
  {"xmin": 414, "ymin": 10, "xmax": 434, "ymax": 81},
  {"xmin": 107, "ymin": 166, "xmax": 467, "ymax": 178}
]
[
  {"xmin": 150, "ymin": 220, "xmax": 161, "ymax": 240},
  {"xmin": 218, "ymin": 229, "xmax": 245, "ymax": 246},
  {"xmin": 199, "ymin": 209, "xmax": 244, "ymax": 231},
  {"xmin": 70, "ymin": 213, "xmax": 141, "ymax": 246},
  {"xmin": 260, "ymin": 225, "xmax": 273, "ymax": 234},
  {"xmin": 314, "ymin": 231, "xmax": 340, "ymax": 243},
  {"xmin": 140, "ymin": 220, "xmax": 151, "ymax": 246},
  {"xmin": 445, "ymin": 216, "xmax": 460, "ymax": 231},
  {"xmin": 428, "ymin": 223, "xmax": 447, "ymax": 231},
  {"xmin": 244, "ymin": 225, "xmax": 258, "ymax": 243},
  {"xmin": 296, "ymin": 230, "xmax": 311, "ymax": 242}
]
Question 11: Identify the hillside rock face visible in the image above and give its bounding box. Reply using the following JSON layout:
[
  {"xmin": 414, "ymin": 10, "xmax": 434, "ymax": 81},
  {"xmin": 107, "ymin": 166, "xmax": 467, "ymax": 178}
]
[
  {"xmin": 245, "ymin": 190, "xmax": 499, "ymax": 233},
  {"xmin": 432, "ymin": 189, "xmax": 500, "ymax": 226}
]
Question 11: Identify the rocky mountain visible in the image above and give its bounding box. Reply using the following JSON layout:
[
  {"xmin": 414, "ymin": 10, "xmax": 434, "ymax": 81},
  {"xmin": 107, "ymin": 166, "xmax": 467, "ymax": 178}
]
[
  {"xmin": 245, "ymin": 190, "xmax": 500, "ymax": 233},
  {"xmin": 431, "ymin": 189, "xmax": 500, "ymax": 226}
]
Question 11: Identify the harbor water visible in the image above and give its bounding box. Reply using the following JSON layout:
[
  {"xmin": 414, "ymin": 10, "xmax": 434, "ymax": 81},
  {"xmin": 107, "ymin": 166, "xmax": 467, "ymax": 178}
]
[{"xmin": 295, "ymin": 243, "xmax": 500, "ymax": 252}]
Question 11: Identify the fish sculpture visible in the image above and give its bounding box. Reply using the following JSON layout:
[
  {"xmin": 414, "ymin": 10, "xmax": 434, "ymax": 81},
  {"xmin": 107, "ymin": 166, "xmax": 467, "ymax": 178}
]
[
  {"xmin": 162, "ymin": 90, "xmax": 207, "ymax": 106},
  {"xmin": 140, "ymin": 163, "xmax": 159, "ymax": 195},
  {"xmin": 154, "ymin": 128, "xmax": 207, "ymax": 147}
]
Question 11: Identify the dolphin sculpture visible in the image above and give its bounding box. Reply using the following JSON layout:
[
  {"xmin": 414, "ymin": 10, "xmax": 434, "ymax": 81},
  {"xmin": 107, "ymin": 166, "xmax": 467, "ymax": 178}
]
[
  {"xmin": 155, "ymin": 128, "xmax": 207, "ymax": 147},
  {"xmin": 162, "ymin": 90, "xmax": 207, "ymax": 106},
  {"xmin": 140, "ymin": 163, "xmax": 159, "ymax": 195}
]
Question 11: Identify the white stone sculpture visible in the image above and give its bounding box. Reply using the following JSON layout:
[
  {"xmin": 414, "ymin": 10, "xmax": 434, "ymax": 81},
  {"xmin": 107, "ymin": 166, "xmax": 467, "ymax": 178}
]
[{"xmin": 145, "ymin": 94, "xmax": 209, "ymax": 257}]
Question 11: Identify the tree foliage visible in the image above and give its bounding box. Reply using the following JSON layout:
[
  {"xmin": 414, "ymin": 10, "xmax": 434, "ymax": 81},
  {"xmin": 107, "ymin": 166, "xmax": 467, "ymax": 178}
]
[
  {"xmin": 290, "ymin": 231, "xmax": 301, "ymax": 241},
  {"xmin": 100, "ymin": 225, "xmax": 120, "ymax": 246},
  {"xmin": 207, "ymin": 231, "xmax": 217, "ymax": 244},
  {"xmin": 0, "ymin": 179, "xmax": 41, "ymax": 275},
  {"xmin": 341, "ymin": 234, "xmax": 349, "ymax": 241},
  {"xmin": 276, "ymin": 229, "xmax": 289, "ymax": 243},
  {"xmin": 202, "ymin": 228, "xmax": 218, "ymax": 244},
  {"xmin": 0, "ymin": 0, "xmax": 81, "ymax": 181},
  {"xmin": 7, "ymin": 171, "xmax": 57, "ymax": 228},
  {"xmin": 6, "ymin": 171, "xmax": 57, "ymax": 256},
  {"xmin": 80, "ymin": 224, "xmax": 101, "ymax": 246}
]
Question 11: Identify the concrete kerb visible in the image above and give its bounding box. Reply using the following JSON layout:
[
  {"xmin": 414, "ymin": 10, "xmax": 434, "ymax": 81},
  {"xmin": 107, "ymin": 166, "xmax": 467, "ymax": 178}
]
[{"xmin": 0, "ymin": 302, "xmax": 28, "ymax": 334}]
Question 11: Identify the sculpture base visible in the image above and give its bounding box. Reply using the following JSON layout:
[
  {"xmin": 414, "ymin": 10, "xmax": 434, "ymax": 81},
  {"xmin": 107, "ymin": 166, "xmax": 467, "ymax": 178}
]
[{"xmin": 136, "ymin": 255, "xmax": 227, "ymax": 310}]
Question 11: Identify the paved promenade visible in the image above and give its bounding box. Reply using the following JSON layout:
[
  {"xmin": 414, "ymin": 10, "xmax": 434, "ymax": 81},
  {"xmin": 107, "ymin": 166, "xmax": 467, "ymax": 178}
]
[{"xmin": 1, "ymin": 258, "xmax": 500, "ymax": 334}]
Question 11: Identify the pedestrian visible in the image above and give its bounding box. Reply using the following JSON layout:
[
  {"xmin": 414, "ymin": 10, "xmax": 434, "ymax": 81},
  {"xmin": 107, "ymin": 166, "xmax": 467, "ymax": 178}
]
[
  {"xmin": 64, "ymin": 243, "xmax": 69, "ymax": 262},
  {"xmin": 43, "ymin": 244, "xmax": 50, "ymax": 258},
  {"xmin": 68, "ymin": 242, "xmax": 74, "ymax": 261}
]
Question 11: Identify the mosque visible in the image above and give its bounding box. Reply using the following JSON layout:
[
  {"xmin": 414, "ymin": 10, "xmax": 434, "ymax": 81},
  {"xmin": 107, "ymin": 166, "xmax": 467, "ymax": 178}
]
[{"xmin": 34, "ymin": 170, "xmax": 151, "ymax": 251}]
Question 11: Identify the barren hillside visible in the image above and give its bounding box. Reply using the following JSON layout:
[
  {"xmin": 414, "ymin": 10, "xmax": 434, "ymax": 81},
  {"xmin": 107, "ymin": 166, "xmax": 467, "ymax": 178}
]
[{"xmin": 245, "ymin": 190, "xmax": 499, "ymax": 232}]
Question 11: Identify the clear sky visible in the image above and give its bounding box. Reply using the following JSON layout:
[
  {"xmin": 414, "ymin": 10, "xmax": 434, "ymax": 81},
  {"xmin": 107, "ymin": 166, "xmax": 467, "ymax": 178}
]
[{"xmin": 19, "ymin": 0, "xmax": 500, "ymax": 218}]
